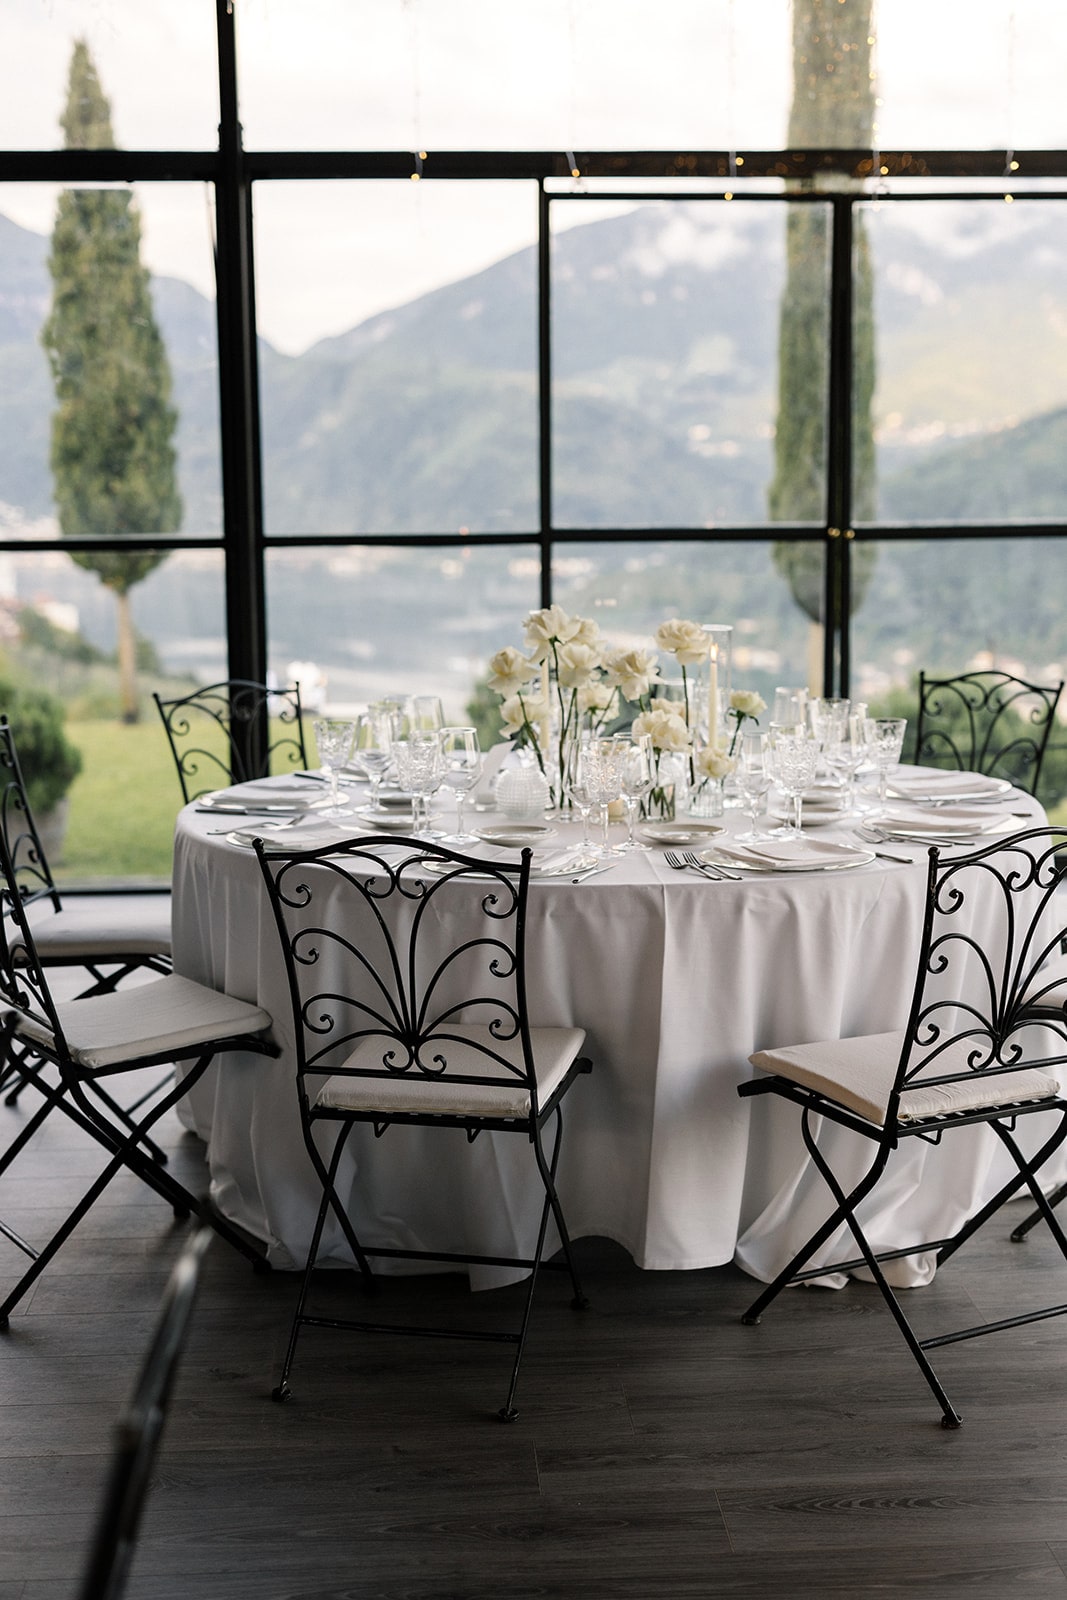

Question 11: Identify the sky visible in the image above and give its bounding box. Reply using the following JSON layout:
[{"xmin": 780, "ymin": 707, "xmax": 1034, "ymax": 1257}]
[{"xmin": 4, "ymin": 0, "xmax": 1067, "ymax": 354}]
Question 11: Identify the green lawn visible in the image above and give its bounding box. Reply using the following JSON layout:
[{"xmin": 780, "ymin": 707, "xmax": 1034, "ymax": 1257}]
[{"xmin": 58, "ymin": 719, "xmax": 185, "ymax": 882}]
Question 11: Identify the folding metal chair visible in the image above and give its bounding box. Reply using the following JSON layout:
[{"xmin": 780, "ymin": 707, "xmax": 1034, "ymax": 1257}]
[
  {"xmin": 915, "ymin": 670, "xmax": 1063, "ymax": 797},
  {"xmin": 256, "ymin": 834, "xmax": 593, "ymax": 1421},
  {"xmin": 153, "ymin": 678, "xmax": 308, "ymax": 804},
  {"xmin": 739, "ymin": 825, "xmax": 1067, "ymax": 1427}
]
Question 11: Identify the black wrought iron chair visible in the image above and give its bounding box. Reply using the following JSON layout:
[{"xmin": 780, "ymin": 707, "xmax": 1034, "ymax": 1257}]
[
  {"xmin": 738, "ymin": 825, "xmax": 1067, "ymax": 1428},
  {"xmin": 0, "ymin": 815, "xmax": 277, "ymax": 1325},
  {"xmin": 0, "ymin": 714, "xmax": 173, "ymax": 1141},
  {"xmin": 77, "ymin": 1227, "xmax": 212, "ymax": 1600},
  {"xmin": 914, "ymin": 670, "xmax": 1063, "ymax": 796},
  {"xmin": 255, "ymin": 834, "xmax": 593, "ymax": 1422},
  {"xmin": 152, "ymin": 678, "xmax": 308, "ymax": 804}
]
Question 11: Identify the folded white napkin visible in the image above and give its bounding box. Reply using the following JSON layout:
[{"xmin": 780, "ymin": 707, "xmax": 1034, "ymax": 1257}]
[
  {"xmin": 887, "ymin": 771, "xmax": 1006, "ymax": 800},
  {"xmin": 229, "ymin": 821, "xmax": 349, "ymax": 850},
  {"xmin": 473, "ymin": 844, "xmax": 586, "ymax": 876},
  {"xmin": 218, "ymin": 778, "xmax": 321, "ymax": 811},
  {"xmin": 881, "ymin": 805, "xmax": 1007, "ymax": 836},
  {"xmin": 715, "ymin": 837, "xmax": 868, "ymax": 869},
  {"xmin": 471, "ymin": 741, "xmax": 514, "ymax": 807}
]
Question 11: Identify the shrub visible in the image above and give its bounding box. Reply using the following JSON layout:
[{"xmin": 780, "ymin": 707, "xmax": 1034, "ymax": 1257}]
[{"xmin": 0, "ymin": 678, "xmax": 83, "ymax": 815}]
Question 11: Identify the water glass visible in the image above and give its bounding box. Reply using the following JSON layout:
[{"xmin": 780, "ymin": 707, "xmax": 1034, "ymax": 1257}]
[
  {"xmin": 771, "ymin": 729, "xmax": 821, "ymax": 834},
  {"xmin": 311, "ymin": 717, "xmax": 356, "ymax": 816},
  {"xmin": 863, "ymin": 717, "xmax": 908, "ymax": 812},
  {"xmin": 392, "ymin": 731, "xmax": 444, "ymax": 837},
  {"xmin": 612, "ymin": 733, "xmax": 654, "ymax": 851},
  {"xmin": 583, "ymin": 738, "xmax": 627, "ymax": 855}
]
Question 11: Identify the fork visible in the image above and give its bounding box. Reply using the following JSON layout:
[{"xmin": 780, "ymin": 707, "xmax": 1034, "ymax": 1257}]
[
  {"xmin": 683, "ymin": 848, "xmax": 742, "ymax": 881},
  {"xmin": 663, "ymin": 847, "xmax": 738, "ymax": 882}
]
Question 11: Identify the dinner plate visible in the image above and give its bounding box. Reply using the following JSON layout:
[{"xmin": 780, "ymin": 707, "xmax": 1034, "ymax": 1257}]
[
  {"xmin": 198, "ymin": 786, "xmax": 320, "ymax": 816},
  {"xmin": 475, "ymin": 823, "xmax": 558, "ymax": 848},
  {"xmin": 638, "ymin": 821, "xmax": 726, "ymax": 847},
  {"xmin": 700, "ymin": 839, "xmax": 875, "ymax": 873},
  {"xmin": 421, "ymin": 847, "xmax": 595, "ymax": 882}
]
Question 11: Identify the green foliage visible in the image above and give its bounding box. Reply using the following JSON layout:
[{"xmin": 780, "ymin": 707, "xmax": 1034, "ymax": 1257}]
[
  {"xmin": 40, "ymin": 40, "xmax": 180, "ymax": 722},
  {"xmin": 17, "ymin": 605, "xmax": 108, "ymax": 665},
  {"xmin": 465, "ymin": 673, "xmax": 506, "ymax": 751},
  {"xmin": 0, "ymin": 676, "xmax": 82, "ymax": 815}
]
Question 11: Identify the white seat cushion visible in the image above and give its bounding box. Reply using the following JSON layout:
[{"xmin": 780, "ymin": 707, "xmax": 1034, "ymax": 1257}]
[
  {"xmin": 13, "ymin": 973, "xmax": 271, "ymax": 1071},
  {"xmin": 24, "ymin": 893, "xmax": 172, "ymax": 959},
  {"xmin": 316, "ymin": 1023, "xmax": 587, "ymax": 1119},
  {"xmin": 749, "ymin": 1029, "xmax": 1060, "ymax": 1127}
]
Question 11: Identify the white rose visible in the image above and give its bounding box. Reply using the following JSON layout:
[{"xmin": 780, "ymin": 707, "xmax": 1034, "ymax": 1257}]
[
  {"xmin": 569, "ymin": 616, "xmax": 601, "ymax": 650},
  {"xmin": 695, "ymin": 745, "xmax": 737, "ymax": 781},
  {"xmin": 522, "ymin": 604, "xmax": 581, "ymax": 660},
  {"xmin": 499, "ymin": 690, "xmax": 547, "ymax": 736},
  {"xmin": 487, "ymin": 646, "xmax": 536, "ymax": 696},
  {"xmin": 578, "ymin": 681, "xmax": 617, "ymax": 716},
  {"xmin": 730, "ymin": 688, "xmax": 767, "ymax": 719},
  {"xmin": 655, "ymin": 618, "xmax": 709, "ymax": 667},
  {"xmin": 632, "ymin": 705, "xmax": 691, "ymax": 753},
  {"xmin": 603, "ymin": 646, "xmax": 660, "ymax": 704},
  {"xmin": 555, "ymin": 641, "xmax": 601, "ymax": 689}
]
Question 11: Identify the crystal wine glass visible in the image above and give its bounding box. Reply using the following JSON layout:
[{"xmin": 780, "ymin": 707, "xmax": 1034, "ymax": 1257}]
[
  {"xmin": 863, "ymin": 717, "xmax": 908, "ymax": 814},
  {"xmin": 735, "ymin": 731, "xmax": 773, "ymax": 841},
  {"xmin": 350, "ymin": 708, "xmax": 393, "ymax": 813},
  {"xmin": 311, "ymin": 717, "xmax": 356, "ymax": 816},
  {"xmin": 438, "ymin": 725, "xmax": 481, "ymax": 843},
  {"xmin": 771, "ymin": 729, "xmax": 821, "ymax": 834},
  {"xmin": 392, "ymin": 731, "xmax": 444, "ymax": 837}
]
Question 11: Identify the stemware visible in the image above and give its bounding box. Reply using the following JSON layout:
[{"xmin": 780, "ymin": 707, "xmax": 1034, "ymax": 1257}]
[
  {"xmin": 770, "ymin": 728, "xmax": 821, "ymax": 834},
  {"xmin": 583, "ymin": 738, "xmax": 627, "ymax": 856},
  {"xmin": 771, "ymin": 686, "xmax": 808, "ymax": 734},
  {"xmin": 613, "ymin": 733, "xmax": 654, "ymax": 851},
  {"xmin": 437, "ymin": 725, "xmax": 481, "ymax": 843},
  {"xmin": 863, "ymin": 717, "xmax": 908, "ymax": 814},
  {"xmin": 392, "ymin": 731, "xmax": 444, "ymax": 837},
  {"xmin": 564, "ymin": 764, "xmax": 597, "ymax": 848},
  {"xmin": 311, "ymin": 717, "xmax": 356, "ymax": 816},
  {"xmin": 735, "ymin": 731, "xmax": 774, "ymax": 841},
  {"xmin": 350, "ymin": 708, "xmax": 393, "ymax": 813}
]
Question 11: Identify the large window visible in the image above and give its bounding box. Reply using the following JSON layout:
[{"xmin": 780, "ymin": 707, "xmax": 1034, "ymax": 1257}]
[{"xmin": 3, "ymin": 0, "xmax": 1067, "ymax": 883}]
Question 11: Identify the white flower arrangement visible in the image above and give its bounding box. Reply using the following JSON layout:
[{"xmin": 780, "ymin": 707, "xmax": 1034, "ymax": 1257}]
[{"xmin": 486, "ymin": 607, "xmax": 765, "ymax": 813}]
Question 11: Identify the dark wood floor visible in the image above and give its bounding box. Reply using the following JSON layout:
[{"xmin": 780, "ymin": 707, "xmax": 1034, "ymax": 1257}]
[{"xmin": 4, "ymin": 1076, "xmax": 1067, "ymax": 1600}]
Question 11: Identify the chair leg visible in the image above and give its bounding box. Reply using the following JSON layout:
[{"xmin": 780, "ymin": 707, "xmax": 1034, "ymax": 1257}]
[
  {"xmin": 535, "ymin": 1104, "xmax": 588, "ymax": 1309},
  {"xmin": 1012, "ymin": 1178, "xmax": 1067, "ymax": 1241},
  {"xmin": 934, "ymin": 1109, "xmax": 1067, "ymax": 1259},
  {"xmin": 273, "ymin": 1122, "xmax": 363, "ymax": 1402}
]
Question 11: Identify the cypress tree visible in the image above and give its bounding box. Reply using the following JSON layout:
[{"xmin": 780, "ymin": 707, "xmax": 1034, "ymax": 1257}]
[
  {"xmin": 41, "ymin": 39, "xmax": 180, "ymax": 723},
  {"xmin": 770, "ymin": 0, "xmax": 877, "ymax": 655}
]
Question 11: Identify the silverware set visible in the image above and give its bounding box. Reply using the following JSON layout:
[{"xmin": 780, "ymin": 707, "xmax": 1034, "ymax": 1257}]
[{"xmin": 663, "ymin": 848, "xmax": 742, "ymax": 882}]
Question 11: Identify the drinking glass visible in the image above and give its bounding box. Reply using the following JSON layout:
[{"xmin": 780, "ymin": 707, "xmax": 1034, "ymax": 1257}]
[
  {"xmin": 771, "ymin": 686, "xmax": 808, "ymax": 733},
  {"xmin": 311, "ymin": 717, "xmax": 356, "ymax": 816},
  {"xmin": 350, "ymin": 708, "xmax": 393, "ymax": 813},
  {"xmin": 584, "ymin": 738, "xmax": 627, "ymax": 855},
  {"xmin": 392, "ymin": 732, "xmax": 444, "ymax": 837},
  {"xmin": 735, "ymin": 731, "xmax": 773, "ymax": 841},
  {"xmin": 410, "ymin": 696, "xmax": 444, "ymax": 733},
  {"xmin": 808, "ymin": 697, "xmax": 850, "ymax": 748},
  {"xmin": 564, "ymin": 763, "xmax": 597, "ymax": 848},
  {"xmin": 770, "ymin": 729, "xmax": 821, "ymax": 834},
  {"xmin": 437, "ymin": 725, "xmax": 481, "ymax": 843},
  {"xmin": 863, "ymin": 717, "xmax": 908, "ymax": 813},
  {"xmin": 613, "ymin": 733, "xmax": 654, "ymax": 851}
]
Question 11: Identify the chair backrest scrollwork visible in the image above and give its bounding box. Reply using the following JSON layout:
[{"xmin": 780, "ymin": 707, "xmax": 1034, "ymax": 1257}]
[
  {"xmin": 0, "ymin": 714, "xmax": 61, "ymax": 913},
  {"xmin": 915, "ymin": 670, "xmax": 1063, "ymax": 797},
  {"xmin": 153, "ymin": 679, "xmax": 308, "ymax": 804}
]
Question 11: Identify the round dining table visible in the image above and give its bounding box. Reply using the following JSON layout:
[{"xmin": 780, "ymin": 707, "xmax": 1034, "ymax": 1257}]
[{"xmin": 170, "ymin": 770, "xmax": 1063, "ymax": 1287}]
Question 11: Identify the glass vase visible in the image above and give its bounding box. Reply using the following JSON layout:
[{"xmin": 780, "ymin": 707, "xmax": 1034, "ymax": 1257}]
[{"xmin": 688, "ymin": 777, "xmax": 725, "ymax": 818}]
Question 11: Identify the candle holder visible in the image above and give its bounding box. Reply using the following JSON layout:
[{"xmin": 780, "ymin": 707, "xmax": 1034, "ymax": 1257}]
[{"xmin": 702, "ymin": 623, "xmax": 733, "ymax": 750}]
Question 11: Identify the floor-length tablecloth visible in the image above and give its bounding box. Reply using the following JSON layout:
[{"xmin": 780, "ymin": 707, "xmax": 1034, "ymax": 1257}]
[{"xmin": 171, "ymin": 784, "xmax": 1063, "ymax": 1285}]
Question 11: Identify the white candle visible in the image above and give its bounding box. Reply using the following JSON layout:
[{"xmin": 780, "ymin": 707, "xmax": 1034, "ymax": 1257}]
[{"xmin": 708, "ymin": 642, "xmax": 719, "ymax": 749}]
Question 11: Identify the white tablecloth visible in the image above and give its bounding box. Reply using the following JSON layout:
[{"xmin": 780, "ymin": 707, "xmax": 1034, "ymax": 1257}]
[{"xmin": 171, "ymin": 778, "xmax": 1061, "ymax": 1285}]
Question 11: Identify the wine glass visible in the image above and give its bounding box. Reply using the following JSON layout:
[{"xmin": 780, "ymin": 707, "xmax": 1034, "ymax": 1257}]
[
  {"xmin": 735, "ymin": 731, "xmax": 773, "ymax": 841},
  {"xmin": 311, "ymin": 718, "xmax": 357, "ymax": 816},
  {"xmin": 771, "ymin": 686, "xmax": 808, "ymax": 734},
  {"xmin": 863, "ymin": 717, "xmax": 908, "ymax": 814},
  {"xmin": 392, "ymin": 731, "xmax": 444, "ymax": 837},
  {"xmin": 564, "ymin": 761, "xmax": 597, "ymax": 848},
  {"xmin": 770, "ymin": 728, "xmax": 820, "ymax": 834},
  {"xmin": 613, "ymin": 733, "xmax": 654, "ymax": 851},
  {"xmin": 438, "ymin": 726, "xmax": 481, "ymax": 843},
  {"xmin": 410, "ymin": 696, "xmax": 444, "ymax": 733},
  {"xmin": 350, "ymin": 708, "xmax": 393, "ymax": 813}
]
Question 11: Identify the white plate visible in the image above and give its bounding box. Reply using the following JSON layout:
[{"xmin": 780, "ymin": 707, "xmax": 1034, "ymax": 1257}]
[
  {"xmin": 701, "ymin": 841, "xmax": 875, "ymax": 874},
  {"xmin": 199, "ymin": 788, "xmax": 318, "ymax": 816},
  {"xmin": 886, "ymin": 773, "xmax": 1012, "ymax": 804},
  {"xmin": 475, "ymin": 823, "xmax": 557, "ymax": 848},
  {"xmin": 638, "ymin": 821, "xmax": 726, "ymax": 846},
  {"xmin": 422, "ymin": 849, "xmax": 596, "ymax": 882},
  {"xmin": 352, "ymin": 809, "xmax": 417, "ymax": 831}
]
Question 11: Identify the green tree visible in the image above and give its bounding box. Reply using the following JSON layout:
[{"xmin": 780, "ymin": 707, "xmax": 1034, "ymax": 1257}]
[
  {"xmin": 770, "ymin": 0, "xmax": 877, "ymax": 676},
  {"xmin": 41, "ymin": 39, "xmax": 180, "ymax": 724}
]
